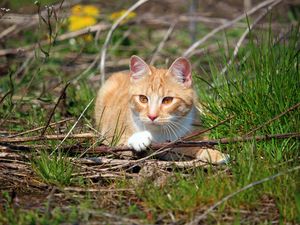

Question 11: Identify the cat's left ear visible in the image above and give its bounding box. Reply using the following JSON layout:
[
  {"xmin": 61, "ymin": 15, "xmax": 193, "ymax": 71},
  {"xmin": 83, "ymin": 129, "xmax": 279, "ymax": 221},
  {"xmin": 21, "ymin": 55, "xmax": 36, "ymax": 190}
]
[{"xmin": 167, "ymin": 57, "xmax": 192, "ymax": 87}]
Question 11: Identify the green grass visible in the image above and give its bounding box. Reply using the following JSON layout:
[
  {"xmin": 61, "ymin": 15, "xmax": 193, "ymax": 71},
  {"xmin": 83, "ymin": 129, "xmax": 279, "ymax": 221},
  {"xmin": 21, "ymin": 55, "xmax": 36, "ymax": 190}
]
[
  {"xmin": 134, "ymin": 28, "xmax": 300, "ymax": 223},
  {"xmin": 31, "ymin": 151, "xmax": 75, "ymax": 186},
  {"xmin": 0, "ymin": 191, "xmax": 88, "ymax": 225}
]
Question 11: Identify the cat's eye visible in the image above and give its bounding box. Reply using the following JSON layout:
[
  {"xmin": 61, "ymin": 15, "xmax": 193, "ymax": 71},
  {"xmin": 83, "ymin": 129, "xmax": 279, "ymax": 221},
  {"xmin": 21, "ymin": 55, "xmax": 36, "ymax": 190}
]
[
  {"xmin": 162, "ymin": 97, "xmax": 173, "ymax": 104},
  {"xmin": 139, "ymin": 95, "xmax": 148, "ymax": 103}
]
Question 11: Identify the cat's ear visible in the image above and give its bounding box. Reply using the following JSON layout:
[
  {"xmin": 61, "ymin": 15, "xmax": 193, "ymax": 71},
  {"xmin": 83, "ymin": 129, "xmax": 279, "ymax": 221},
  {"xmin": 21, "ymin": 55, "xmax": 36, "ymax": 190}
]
[
  {"xmin": 130, "ymin": 55, "xmax": 150, "ymax": 80},
  {"xmin": 168, "ymin": 57, "xmax": 192, "ymax": 87}
]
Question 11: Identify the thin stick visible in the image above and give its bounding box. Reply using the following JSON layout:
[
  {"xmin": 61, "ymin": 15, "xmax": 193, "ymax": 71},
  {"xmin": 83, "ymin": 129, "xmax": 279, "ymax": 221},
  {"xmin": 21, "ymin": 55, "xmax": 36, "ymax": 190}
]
[
  {"xmin": 0, "ymin": 23, "xmax": 110, "ymax": 57},
  {"xmin": 51, "ymin": 98, "xmax": 94, "ymax": 154},
  {"xmin": 183, "ymin": 0, "xmax": 282, "ymax": 57},
  {"xmin": 91, "ymin": 132, "xmax": 300, "ymax": 153},
  {"xmin": 187, "ymin": 165, "xmax": 300, "ymax": 225},
  {"xmin": 99, "ymin": 0, "xmax": 150, "ymax": 85},
  {"xmin": 0, "ymin": 90, "xmax": 12, "ymax": 105},
  {"xmin": 150, "ymin": 21, "xmax": 177, "ymax": 65},
  {"xmin": 8, "ymin": 118, "xmax": 73, "ymax": 138},
  {"xmin": 245, "ymin": 102, "xmax": 300, "ymax": 136},
  {"xmin": 183, "ymin": 115, "xmax": 235, "ymax": 140},
  {"xmin": 41, "ymin": 82, "xmax": 70, "ymax": 136},
  {"xmin": 0, "ymin": 133, "xmax": 97, "ymax": 143},
  {"xmin": 63, "ymin": 187, "xmax": 134, "ymax": 193},
  {"xmin": 221, "ymin": 0, "xmax": 280, "ymax": 75},
  {"xmin": 0, "ymin": 25, "xmax": 17, "ymax": 40},
  {"xmin": 1, "ymin": 132, "xmax": 298, "ymax": 151},
  {"xmin": 76, "ymin": 156, "xmax": 209, "ymax": 169}
]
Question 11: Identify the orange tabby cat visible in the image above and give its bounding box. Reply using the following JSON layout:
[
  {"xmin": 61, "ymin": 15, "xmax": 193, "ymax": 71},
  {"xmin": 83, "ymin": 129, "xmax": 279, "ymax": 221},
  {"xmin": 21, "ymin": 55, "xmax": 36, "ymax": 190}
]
[{"xmin": 94, "ymin": 56, "xmax": 229, "ymax": 163}]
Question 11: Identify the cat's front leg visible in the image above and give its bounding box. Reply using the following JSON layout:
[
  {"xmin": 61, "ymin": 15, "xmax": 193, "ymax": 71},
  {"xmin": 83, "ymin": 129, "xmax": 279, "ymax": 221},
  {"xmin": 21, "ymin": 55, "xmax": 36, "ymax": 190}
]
[
  {"xmin": 173, "ymin": 147, "xmax": 230, "ymax": 164},
  {"xmin": 127, "ymin": 131, "xmax": 152, "ymax": 151}
]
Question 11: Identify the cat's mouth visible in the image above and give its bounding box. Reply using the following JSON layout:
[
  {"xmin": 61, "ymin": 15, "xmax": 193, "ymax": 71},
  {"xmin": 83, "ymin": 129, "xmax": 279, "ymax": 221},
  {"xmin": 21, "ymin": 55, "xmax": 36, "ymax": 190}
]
[{"xmin": 142, "ymin": 119, "xmax": 167, "ymax": 126}]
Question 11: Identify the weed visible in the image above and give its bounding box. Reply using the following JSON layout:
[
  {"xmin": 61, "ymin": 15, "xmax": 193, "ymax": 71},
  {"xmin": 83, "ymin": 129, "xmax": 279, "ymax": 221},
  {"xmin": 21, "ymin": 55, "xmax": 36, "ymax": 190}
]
[{"xmin": 31, "ymin": 151, "xmax": 74, "ymax": 186}]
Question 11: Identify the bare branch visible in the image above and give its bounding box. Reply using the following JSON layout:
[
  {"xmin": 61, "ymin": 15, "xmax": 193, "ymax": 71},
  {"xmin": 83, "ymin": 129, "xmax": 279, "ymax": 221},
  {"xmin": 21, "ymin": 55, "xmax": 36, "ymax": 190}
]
[
  {"xmin": 1, "ymin": 132, "xmax": 298, "ymax": 151},
  {"xmin": 7, "ymin": 118, "xmax": 73, "ymax": 138},
  {"xmin": 0, "ymin": 23, "xmax": 110, "ymax": 57},
  {"xmin": 51, "ymin": 98, "xmax": 94, "ymax": 154},
  {"xmin": 150, "ymin": 21, "xmax": 177, "ymax": 65},
  {"xmin": 183, "ymin": 0, "xmax": 283, "ymax": 57},
  {"xmin": 41, "ymin": 82, "xmax": 70, "ymax": 136},
  {"xmin": 99, "ymin": 0, "xmax": 150, "ymax": 85},
  {"xmin": 0, "ymin": 133, "xmax": 97, "ymax": 143},
  {"xmin": 0, "ymin": 24, "xmax": 17, "ymax": 40},
  {"xmin": 221, "ymin": 0, "xmax": 281, "ymax": 75}
]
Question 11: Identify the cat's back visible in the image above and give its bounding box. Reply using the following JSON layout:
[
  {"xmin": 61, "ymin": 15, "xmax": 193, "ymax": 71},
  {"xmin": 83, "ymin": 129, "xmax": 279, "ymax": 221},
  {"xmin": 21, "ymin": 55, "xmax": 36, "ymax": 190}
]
[
  {"xmin": 94, "ymin": 71, "xmax": 130, "ymax": 129},
  {"xmin": 97, "ymin": 71, "xmax": 129, "ymax": 102}
]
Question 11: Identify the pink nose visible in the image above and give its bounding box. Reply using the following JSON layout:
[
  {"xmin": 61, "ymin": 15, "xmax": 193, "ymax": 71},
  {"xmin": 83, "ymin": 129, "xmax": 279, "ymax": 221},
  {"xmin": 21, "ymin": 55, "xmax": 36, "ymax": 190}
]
[{"xmin": 148, "ymin": 115, "xmax": 158, "ymax": 121}]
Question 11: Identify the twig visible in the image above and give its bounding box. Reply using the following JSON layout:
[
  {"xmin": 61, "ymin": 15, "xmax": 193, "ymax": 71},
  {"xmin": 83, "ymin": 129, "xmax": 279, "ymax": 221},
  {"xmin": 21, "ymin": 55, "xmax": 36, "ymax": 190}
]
[
  {"xmin": 183, "ymin": 115, "xmax": 235, "ymax": 140},
  {"xmin": 7, "ymin": 118, "xmax": 73, "ymax": 138},
  {"xmin": 0, "ymin": 143, "xmax": 32, "ymax": 151},
  {"xmin": 13, "ymin": 52, "xmax": 34, "ymax": 77},
  {"xmin": 41, "ymin": 82, "xmax": 70, "ymax": 136},
  {"xmin": 221, "ymin": 0, "xmax": 280, "ymax": 75},
  {"xmin": 76, "ymin": 157, "xmax": 209, "ymax": 169},
  {"xmin": 0, "ymin": 90, "xmax": 12, "ymax": 105},
  {"xmin": 56, "ymin": 23, "xmax": 110, "ymax": 42},
  {"xmin": 99, "ymin": 0, "xmax": 150, "ymax": 85},
  {"xmin": 63, "ymin": 187, "xmax": 134, "ymax": 193},
  {"xmin": 0, "ymin": 23, "xmax": 110, "ymax": 57},
  {"xmin": 0, "ymin": 0, "xmax": 81, "ymax": 25},
  {"xmin": 183, "ymin": 0, "xmax": 282, "ymax": 57},
  {"xmin": 245, "ymin": 102, "xmax": 300, "ymax": 136},
  {"xmin": 0, "ymin": 24, "xmax": 17, "ymax": 39},
  {"xmin": 187, "ymin": 165, "xmax": 300, "ymax": 225},
  {"xmin": 1, "ymin": 132, "xmax": 298, "ymax": 151},
  {"xmin": 91, "ymin": 132, "xmax": 300, "ymax": 153},
  {"xmin": 150, "ymin": 21, "xmax": 177, "ymax": 65},
  {"xmin": 51, "ymin": 98, "xmax": 94, "ymax": 154},
  {"xmin": 0, "ymin": 133, "xmax": 97, "ymax": 143}
]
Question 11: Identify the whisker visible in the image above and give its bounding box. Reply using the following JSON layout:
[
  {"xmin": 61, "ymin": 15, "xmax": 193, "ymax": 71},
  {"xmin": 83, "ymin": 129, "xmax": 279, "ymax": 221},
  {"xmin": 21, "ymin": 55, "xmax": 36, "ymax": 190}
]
[
  {"xmin": 161, "ymin": 126, "xmax": 167, "ymax": 141},
  {"xmin": 169, "ymin": 115, "xmax": 200, "ymax": 123},
  {"xmin": 164, "ymin": 125, "xmax": 172, "ymax": 141},
  {"xmin": 166, "ymin": 123, "xmax": 180, "ymax": 140},
  {"xmin": 170, "ymin": 120, "xmax": 191, "ymax": 133}
]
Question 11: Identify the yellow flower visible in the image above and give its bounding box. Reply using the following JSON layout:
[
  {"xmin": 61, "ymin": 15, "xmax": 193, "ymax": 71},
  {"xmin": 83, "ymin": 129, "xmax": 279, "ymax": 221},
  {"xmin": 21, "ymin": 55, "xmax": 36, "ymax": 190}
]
[
  {"xmin": 68, "ymin": 4, "xmax": 100, "ymax": 41},
  {"xmin": 71, "ymin": 4, "xmax": 83, "ymax": 16},
  {"xmin": 68, "ymin": 5, "xmax": 100, "ymax": 32},
  {"xmin": 68, "ymin": 15, "xmax": 97, "ymax": 31},
  {"xmin": 83, "ymin": 5, "xmax": 99, "ymax": 17},
  {"xmin": 70, "ymin": 4, "xmax": 100, "ymax": 17},
  {"xmin": 109, "ymin": 10, "xmax": 136, "ymax": 24}
]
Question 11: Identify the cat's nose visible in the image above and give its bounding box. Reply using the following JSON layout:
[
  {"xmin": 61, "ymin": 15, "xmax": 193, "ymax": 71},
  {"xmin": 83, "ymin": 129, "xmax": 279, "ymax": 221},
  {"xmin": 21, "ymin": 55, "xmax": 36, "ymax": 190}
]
[{"xmin": 148, "ymin": 114, "xmax": 158, "ymax": 121}]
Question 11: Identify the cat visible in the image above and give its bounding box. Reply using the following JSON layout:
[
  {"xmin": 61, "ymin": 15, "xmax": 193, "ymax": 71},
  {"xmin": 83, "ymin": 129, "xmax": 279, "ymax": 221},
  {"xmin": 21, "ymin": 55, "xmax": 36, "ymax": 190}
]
[{"xmin": 94, "ymin": 55, "xmax": 229, "ymax": 164}]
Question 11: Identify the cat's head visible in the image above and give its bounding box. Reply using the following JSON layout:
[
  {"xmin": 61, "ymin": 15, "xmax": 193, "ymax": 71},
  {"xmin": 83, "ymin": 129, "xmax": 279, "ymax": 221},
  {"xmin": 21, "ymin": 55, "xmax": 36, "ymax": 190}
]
[{"xmin": 128, "ymin": 55, "xmax": 195, "ymax": 127}]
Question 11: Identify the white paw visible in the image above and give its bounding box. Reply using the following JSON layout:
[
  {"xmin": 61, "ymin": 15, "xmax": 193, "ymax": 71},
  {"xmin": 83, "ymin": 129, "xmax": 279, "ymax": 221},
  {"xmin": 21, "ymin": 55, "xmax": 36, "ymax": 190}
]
[{"xmin": 127, "ymin": 131, "xmax": 152, "ymax": 152}]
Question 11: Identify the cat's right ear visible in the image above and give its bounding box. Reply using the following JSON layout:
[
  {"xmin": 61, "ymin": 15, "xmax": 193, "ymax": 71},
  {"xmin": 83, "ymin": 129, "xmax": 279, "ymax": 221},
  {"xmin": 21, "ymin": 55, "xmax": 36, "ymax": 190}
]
[{"xmin": 130, "ymin": 55, "xmax": 150, "ymax": 80}]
